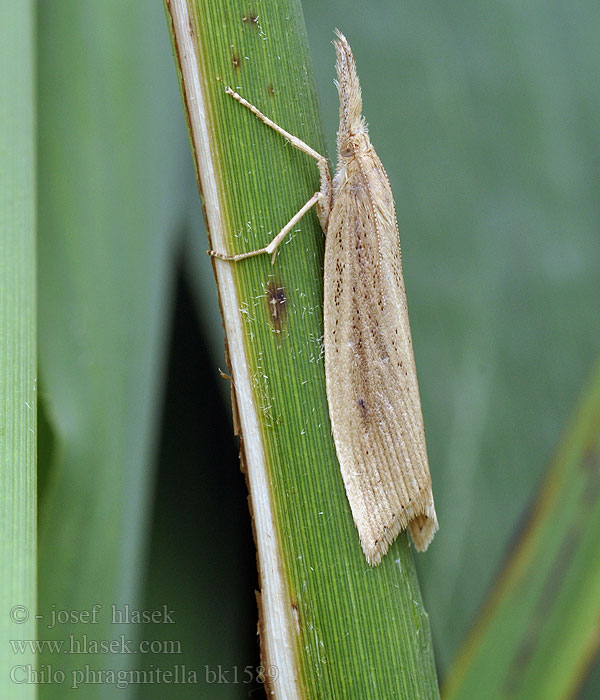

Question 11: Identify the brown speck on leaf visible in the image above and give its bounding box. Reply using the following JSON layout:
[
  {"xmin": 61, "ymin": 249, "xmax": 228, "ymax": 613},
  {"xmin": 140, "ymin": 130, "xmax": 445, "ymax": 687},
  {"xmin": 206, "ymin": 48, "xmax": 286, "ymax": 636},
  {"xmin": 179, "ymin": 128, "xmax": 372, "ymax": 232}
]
[
  {"xmin": 268, "ymin": 83, "xmax": 276, "ymax": 97},
  {"xmin": 232, "ymin": 52, "xmax": 241, "ymax": 70},
  {"xmin": 242, "ymin": 11, "xmax": 259, "ymax": 25},
  {"xmin": 266, "ymin": 279, "xmax": 287, "ymax": 333},
  {"xmin": 291, "ymin": 601, "xmax": 301, "ymax": 634}
]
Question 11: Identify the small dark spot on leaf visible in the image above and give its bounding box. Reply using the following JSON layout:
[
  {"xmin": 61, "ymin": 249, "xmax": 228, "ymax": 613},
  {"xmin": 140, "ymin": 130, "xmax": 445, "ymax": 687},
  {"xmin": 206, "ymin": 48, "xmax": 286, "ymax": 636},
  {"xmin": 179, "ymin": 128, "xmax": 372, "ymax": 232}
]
[
  {"xmin": 242, "ymin": 11, "xmax": 260, "ymax": 26},
  {"xmin": 291, "ymin": 600, "xmax": 301, "ymax": 634},
  {"xmin": 232, "ymin": 52, "xmax": 241, "ymax": 70},
  {"xmin": 268, "ymin": 83, "xmax": 276, "ymax": 97},
  {"xmin": 266, "ymin": 279, "xmax": 288, "ymax": 333}
]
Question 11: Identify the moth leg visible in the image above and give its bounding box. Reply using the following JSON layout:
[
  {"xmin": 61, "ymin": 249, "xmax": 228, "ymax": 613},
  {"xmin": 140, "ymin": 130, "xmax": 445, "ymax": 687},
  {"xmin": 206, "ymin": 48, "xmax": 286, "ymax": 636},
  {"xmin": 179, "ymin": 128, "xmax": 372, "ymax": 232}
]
[
  {"xmin": 225, "ymin": 87, "xmax": 331, "ymax": 229},
  {"xmin": 209, "ymin": 191, "xmax": 322, "ymax": 264}
]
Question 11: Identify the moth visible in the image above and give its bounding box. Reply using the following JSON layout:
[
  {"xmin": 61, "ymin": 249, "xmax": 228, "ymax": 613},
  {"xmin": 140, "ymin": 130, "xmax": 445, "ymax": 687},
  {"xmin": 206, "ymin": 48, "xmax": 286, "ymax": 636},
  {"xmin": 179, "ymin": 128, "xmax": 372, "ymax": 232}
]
[{"xmin": 211, "ymin": 30, "xmax": 438, "ymax": 565}]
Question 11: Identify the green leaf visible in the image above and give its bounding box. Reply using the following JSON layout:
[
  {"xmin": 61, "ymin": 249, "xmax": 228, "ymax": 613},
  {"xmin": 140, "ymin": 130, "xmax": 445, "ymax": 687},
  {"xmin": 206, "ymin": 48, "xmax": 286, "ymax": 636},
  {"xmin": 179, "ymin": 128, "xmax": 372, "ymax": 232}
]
[
  {"xmin": 167, "ymin": 0, "xmax": 439, "ymax": 697},
  {"xmin": 37, "ymin": 3, "xmax": 188, "ymax": 697},
  {"xmin": 137, "ymin": 284, "xmax": 259, "ymax": 699},
  {"xmin": 443, "ymin": 360, "xmax": 600, "ymax": 699},
  {"xmin": 0, "ymin": 3, "xmax": 36, "ymax": 698}
]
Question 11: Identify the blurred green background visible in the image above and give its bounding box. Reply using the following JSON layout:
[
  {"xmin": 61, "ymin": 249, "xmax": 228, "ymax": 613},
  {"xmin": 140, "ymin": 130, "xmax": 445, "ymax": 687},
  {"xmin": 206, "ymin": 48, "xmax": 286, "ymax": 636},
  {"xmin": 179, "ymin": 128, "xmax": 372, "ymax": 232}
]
[{"xmin": 34, "ymin": 1, "xmax": 599, "ymax": 698}]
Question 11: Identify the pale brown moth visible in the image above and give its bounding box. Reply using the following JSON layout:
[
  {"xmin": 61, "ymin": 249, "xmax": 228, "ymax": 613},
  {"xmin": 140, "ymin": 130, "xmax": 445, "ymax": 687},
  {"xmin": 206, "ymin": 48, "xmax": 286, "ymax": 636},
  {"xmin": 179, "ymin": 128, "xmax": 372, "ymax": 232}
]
[{"xmin": 211, "ymin": 30, "xmax": 438, "ymax": 565}]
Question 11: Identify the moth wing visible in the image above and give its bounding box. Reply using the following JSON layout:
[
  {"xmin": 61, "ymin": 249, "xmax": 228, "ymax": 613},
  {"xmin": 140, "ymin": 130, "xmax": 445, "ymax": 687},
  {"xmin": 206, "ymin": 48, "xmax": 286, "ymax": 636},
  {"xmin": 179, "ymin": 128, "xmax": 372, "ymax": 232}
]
[{"xmin": 324, "ymin": 152, "xmax": 437, "ymax": 564}]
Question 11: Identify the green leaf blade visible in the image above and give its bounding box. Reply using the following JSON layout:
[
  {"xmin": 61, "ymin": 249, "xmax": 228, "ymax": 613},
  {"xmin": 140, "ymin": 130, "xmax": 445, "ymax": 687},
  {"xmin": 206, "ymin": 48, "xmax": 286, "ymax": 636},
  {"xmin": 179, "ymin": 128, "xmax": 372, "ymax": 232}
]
[
  {"xmin": 168, "ymin": 1, "xmax": 440, "ymax": 697},
  {"xmin": 37, "ymin": 3, "xmax": 188, "ymax": 698},
  {"xmin": 0, "ymin": 2, "xmax": 37, "ymax": 698},
  {"xmin": 444, "ymin": 361, "xmax": 600, "ymax": 700}
]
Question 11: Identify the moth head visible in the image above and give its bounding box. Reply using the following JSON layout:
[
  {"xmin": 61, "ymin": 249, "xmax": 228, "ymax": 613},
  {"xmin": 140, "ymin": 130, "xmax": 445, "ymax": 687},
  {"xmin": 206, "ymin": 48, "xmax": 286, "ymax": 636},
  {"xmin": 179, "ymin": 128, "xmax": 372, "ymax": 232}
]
[{"xmin": 338, "ymin": 129, "xmax": 370, "ymax": 160}]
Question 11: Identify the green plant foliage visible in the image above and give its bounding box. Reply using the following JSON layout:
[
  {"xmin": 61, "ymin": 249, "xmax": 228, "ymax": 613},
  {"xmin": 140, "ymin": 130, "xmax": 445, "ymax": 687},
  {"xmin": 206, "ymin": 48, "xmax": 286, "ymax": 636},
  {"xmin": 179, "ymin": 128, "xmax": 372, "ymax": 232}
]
[
  {"xmin": 0, "ymin": 3, "xmax": 36, "ymax": 699},
  {"xmin": 166, "ymin": 0, "xmax": 440, "ymax": 696},
  {"xmin": 36, "ymin": 3, "xmax": 189, "ymax": 698},
  {"xmin": 444, "ymin": 361, "xmax": 600, "ymax": 699}
]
